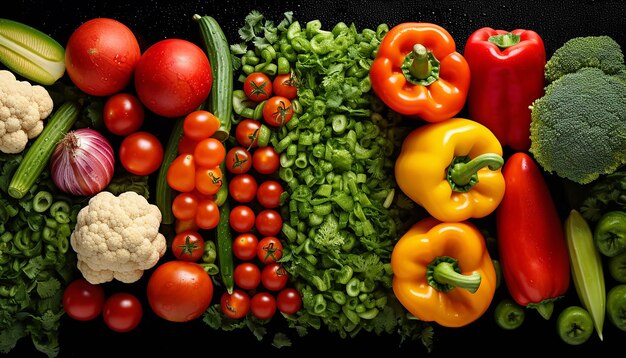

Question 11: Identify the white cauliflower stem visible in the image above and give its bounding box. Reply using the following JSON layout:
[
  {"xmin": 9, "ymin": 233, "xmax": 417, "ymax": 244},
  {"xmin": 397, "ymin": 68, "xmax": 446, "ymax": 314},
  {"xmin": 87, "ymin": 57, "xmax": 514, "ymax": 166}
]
[
  {"xmin": 0, "ymin": 70, "xmax": 54, "ymax": 153},
  {"xmin": 70, "ymin": 191, "xmax": 167, "ymax": 284}
]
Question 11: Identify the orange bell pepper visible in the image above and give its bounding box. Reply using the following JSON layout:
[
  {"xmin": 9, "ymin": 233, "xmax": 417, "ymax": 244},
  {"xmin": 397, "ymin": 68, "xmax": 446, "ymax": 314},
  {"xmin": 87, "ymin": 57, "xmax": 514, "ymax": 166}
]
[
  {"xmin": 370, "ymin": 22, "xmax": 470, "ymax": 122},
  {"xmin": 391, "ymin": 217, "xmax": 497, "ymax": 327}
]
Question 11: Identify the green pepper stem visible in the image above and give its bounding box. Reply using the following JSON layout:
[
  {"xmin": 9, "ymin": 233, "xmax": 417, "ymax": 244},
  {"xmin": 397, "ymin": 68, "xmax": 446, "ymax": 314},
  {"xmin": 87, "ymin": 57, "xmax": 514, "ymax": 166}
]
[
  {"xmin": 409, "ymin": 44, "xmax": 431, "ymax": 80},
  {"xmin": 488, "ymin": 33, "xmax": 521, "ymax": 49},
  {"xmin": 432, "ymin": 261, "xmax": 481, "ymax": 294},
  {"xmin": 448, "ymin": 153, "xmax": 504, "ymax": 192}
]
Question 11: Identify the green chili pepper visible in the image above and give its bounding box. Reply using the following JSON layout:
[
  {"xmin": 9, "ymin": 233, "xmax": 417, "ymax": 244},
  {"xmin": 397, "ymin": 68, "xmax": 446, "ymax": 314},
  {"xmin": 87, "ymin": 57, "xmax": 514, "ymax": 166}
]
[
  {"xmin": 594, "ymin": 211, "xmax": 626, "ymax": 257},
  {"xmin": 32, "ymin": 191, "xmax": 53, "ymax": 213},
  {"xmin": 606, "ymin": 284, "xmax": 626, "ymax": 331}
]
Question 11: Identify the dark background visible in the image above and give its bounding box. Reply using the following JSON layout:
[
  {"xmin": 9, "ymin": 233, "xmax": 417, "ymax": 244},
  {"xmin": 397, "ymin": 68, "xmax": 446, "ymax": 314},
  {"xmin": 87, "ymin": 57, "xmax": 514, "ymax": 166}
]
[{"xmin": 4, "ymin": 0, "xmax": 626, "ymax": 356}]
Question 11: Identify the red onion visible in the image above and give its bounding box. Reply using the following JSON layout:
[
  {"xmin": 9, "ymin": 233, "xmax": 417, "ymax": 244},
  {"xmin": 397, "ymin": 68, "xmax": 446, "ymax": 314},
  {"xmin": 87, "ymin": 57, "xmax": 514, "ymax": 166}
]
[{"xmin": 50, "ymin": 128, "xmax": 115, "ymax": 196}]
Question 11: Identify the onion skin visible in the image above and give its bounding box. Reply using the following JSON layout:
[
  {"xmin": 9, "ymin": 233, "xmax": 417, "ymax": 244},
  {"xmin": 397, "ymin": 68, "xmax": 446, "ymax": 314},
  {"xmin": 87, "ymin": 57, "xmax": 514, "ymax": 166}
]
[{"xmin": 50, "ymin": 128, "xmax": 115, "ymax": 196}]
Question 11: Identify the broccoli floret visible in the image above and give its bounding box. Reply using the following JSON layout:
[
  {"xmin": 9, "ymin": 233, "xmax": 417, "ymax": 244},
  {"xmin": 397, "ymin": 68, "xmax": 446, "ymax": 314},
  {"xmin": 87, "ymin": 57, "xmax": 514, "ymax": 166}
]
[
  {"xmin": 529, "ymin": 67, "xmax": 626, "ymax": 185},
  {"xmin": 545, "ymin": 36, "xmax": 626, "ymax": 84}
]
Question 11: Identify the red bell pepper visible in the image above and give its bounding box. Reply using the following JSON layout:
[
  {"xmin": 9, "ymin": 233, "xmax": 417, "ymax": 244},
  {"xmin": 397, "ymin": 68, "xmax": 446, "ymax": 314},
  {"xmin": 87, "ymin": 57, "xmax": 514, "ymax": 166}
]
[
  {"xmin": 464, "ymin": 28, "xmax": 546, "ymax": 151},
  {"xmin": 496, "ymin": 152, "xmax": 570, "ymax": 320}
]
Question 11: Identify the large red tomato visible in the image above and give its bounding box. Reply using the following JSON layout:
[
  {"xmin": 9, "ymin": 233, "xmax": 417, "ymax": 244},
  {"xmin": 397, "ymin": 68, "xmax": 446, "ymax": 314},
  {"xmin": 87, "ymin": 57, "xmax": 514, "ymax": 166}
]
[
  {"xmin": 146, "ymin": 260, "xmax": 213, "ymax": 323},
  {"xmin": 65, "ymin": 18, "xmax": 141, "ymax": 96},
  {"xmin": 134, "ymin": 39, "xmax": 212, "ymax": 118}
]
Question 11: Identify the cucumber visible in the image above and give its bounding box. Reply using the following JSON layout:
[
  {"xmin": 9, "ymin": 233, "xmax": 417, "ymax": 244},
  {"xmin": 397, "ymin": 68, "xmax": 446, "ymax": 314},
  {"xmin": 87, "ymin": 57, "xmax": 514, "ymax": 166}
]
[
  {"xmin": 0, "ymin": 18, "xmax": 65, "ymax": 85},
  {"xmin": 155, "ymin": 116, "xmax": 185, "ymax": 225},
  {"xmin": 216, "ymin": 199, "xmax": 234, "ymax": 294},
  {"xmin": 193, "ymin": 14, "xmax": 233, "ymax": 142},
  {"xmin": 8, "ymin": 101, "xmax": 81, "ymax": 199}
]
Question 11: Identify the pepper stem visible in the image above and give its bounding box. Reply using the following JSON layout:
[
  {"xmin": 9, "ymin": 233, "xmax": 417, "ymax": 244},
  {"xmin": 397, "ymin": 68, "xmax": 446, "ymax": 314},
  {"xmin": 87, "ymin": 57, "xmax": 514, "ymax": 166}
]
[
  {"xmin": 447, "ymin": 153, "xmax": 504, "ymax": 193},
  {"xmin": 401, "ymin": 44, "xmax": 440, "ymax": 86},
  {"xmin": 488, "ymin": 33, "xmax": 521, "ymax": 49},
  {"xmin": 409, "ymin": 44, "xmax": 431, "ymax": 80},
  {"xmin": 427, "ymin": 256, "xmax": 481, "ymax": 294}
]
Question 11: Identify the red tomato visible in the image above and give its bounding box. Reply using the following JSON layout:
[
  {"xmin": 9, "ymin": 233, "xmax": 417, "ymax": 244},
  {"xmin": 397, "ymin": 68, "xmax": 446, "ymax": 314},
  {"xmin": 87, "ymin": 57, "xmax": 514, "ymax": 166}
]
[
  {"xmin": 261, "ymin": 263, "xmax": 289, "ymax": 291},
  {"xmin": 272, "ymin": 73, "xmax": 298, "ymax": 99},
  {"xmin": 195, "ymin": 199, "xmax": 220, "ymax": 230},
  {"xmin": 102, "ymin": 292, "xmax": 143, "ymax": 333},
  {"xmin": 250, "ymin": 292, "xmax": 276, "ymax": 320},
  {"xmin": 225, "ymin": 146, "xmax": 252, "ymax": 174},
  {"xmin": 257, "ymin": 236, "xmax": 284, "ymax": 264},
  {"xmin": 220, "ymin": 289, "xmax": 251, "ymax": 320},
  {"xmin": 194, "ymin": 138, "xmax": 226, "ymax": 169},
  {"xmin": 229, "ymin": 174, "xmax": 257, "ymax": 203},
  {"xmin": 171, "ymin": 230, "xmax": 205, "ymax": 262},
  {"xmin": 257, "ymin": 180, "xmax": 283, "ymax": 209},
  {"xmin": 65, "ymin": 18, "xmax": 141, "ymax": 96},
  {"xmin": 234, "ymin": 262, "xmax": 262, "ymax": 290},
  {"xmin": 147, "ymin": 260, "xmax": 213, "ymax": 323},
  {"xmin": 175, "ymin": 218, "xmax": 199, "ymax": 234},
  {"xmin": 62, "ymin": 278, "xmax": 105, "ymax": 321},
  {"xmin": 171, "ymin": 192, "xmax": 199, "ymax": 221},
  {"xmin": 103, "ymin": 93, "xmax": 144, "ymax": 136},
  {"xmin": 243, "ymin": 72, "xmax": 272, "ymax": 102},
  {"xmin": 276, "ymin": 287, "xmax": 302, "ymax": 315},
  {"xmin": 183, "ymin": 110, "xmax": 221, "ymax": 141},
  {"xmin": 119, "ymin": 131, "xmax": 164, "ymax": 175},
  {"xmin": 232, "ymin": 233, "xmax": 259, "ymax": 261},
  {"xmin": 235, "ymin": 119, "xmax": 262, "ymax": 149},
  {"xmin": 167, "ymin": 154, "xmax": 196, "ymax": 192},
  {"xmin": 230, "ymin": 205, "xmax": 256, "ymax": 233},
  {"xmin": 134, "ymin": 39, "xmax": 212, "ymax": 118},
  {"xmin": 178, "ymin": 135, "xmax": 199, "ymax": 155},
  {"xmin": 195, "ymin": 166, "xmax": 223, "ymax": 196},
  {"xmin": 262, "ymin": 96, "xmax": 293, "ymax": 127},
  {"xmin": 255, "ymin": 209, "xmax": 283, "ymax": 237},
  {"xmin": 252, "ymin": 146, "xmax": 280, "ymax": 174}
]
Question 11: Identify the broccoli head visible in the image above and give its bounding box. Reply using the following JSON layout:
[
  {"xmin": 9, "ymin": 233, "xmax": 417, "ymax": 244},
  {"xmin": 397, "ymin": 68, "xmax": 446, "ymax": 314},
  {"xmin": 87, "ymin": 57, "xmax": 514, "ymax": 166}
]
[
  {"xmin": 544, "ymin": 35, "xmax": 626, "ymax": 84},
  {"xmin": 529, "ymin": 67, "xmax": 626, "ymax": 185}
]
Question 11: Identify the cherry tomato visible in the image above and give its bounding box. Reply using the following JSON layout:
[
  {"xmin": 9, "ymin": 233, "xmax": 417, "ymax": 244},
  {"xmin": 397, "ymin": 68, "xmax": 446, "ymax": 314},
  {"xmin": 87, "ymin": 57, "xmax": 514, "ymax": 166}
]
[
  {"xmin": 103, "ymin": 93, "xmax": 145, "ymax": 136},
  {"xmin": 243, "ymin": 72, "xmax": 272, "ymax": 102},
  {"xmin": 102, "ymin": 292, "xmax": 143, "ymax": 333},
  {"xmin": 119, "ymin": 131, "xmax": 164, "ymax": 176},
  {"xmin": 195, "ymin": 199, "xmax": 220, "ymax": 230},
  {"xmin": 183, "ymin": 110, "xmax": 221, "ymax": 141},
  {"xmin": 65, "ymin": 18, "xmax": 141, "ymax": 96},
  {"xmin": 250, "ymin": 292, "xmax": 277, "ymax": 320},
  {"xmin": 235, "ymin": 119, "xmax": 262, "ymax": 149},
  {"xmin": 147, "ymin": 261, "xmax": 213, "ymax": 323},
  {"xmin": 255, "ymin": 209, "xmax": 283, "ymax": 237},
  {"xmin": 229, "ymin": 205, "xmax": 256, "ymax": 233},
  {"xmin": 220, "ymin": 289, "xmax": 251, "ymax": 320},
  {"xmin": 178, "ymin": 135, "xmax": 199, "ymax": 155},
  {"xmin": 175, "ymin": 218, "xmax": 199, "ymax": 234},
  {"xmin": 171, "ymin": 230, "xmax": 205, "ymax": 262},
  {"xmin": 272, "ymin": 73, "xmax": 298, "ymax": 100},
  {"xmin": 194, "ymin": 138, "xmax": 226, "ymax": 169},
  {"xmin": 262, "ymin": 96, "xmax": 293, "ymax": 127},
  {"xmin": 62, "ymin": 278, "xmax": 105, "ymax": 321},
  {"xmin": 171, "ymin": 192, "xmax": 199, "ymax": 221},
  {"xmin": 257, "ymin": 180, "xmax": 283, "ymax": 209},
  {"xmin": 134, "ymin": 38, "xmax": 212, "ymax": 118},
  {"xmin": 195, "ymin": 166, "xmax": 223, "ymax": 196},
  {"xmin": 167, "ymin": 154, "xmax": 196, "ymax": 193},
  {"xmin": 225, "ymin": 146, "xmax": 252, "ymax": 174},
  {"xmin": 261, "ymin": 263, "xmax": 289, "ymax": 291},
  {"xmin": 232, "ymin": 233, "xmax": 259, "ymax": 261},
  {"xmin": 257, "ymin": 236, "xmax": 284, "ymax": 264},
  {"xmin": 234, "ymin": 262, "xmax": 262, "ymax": 290},
  {"xmin": 252, "ymin": 146, "xmax": 280, "ymax": 175},
  {"xmin": 276, "ymin": 287, "xmax": 302, "ymax": 315},
  {"xmin": 229, "ymin": 174, "xmax": 257, "ymax": 203}
]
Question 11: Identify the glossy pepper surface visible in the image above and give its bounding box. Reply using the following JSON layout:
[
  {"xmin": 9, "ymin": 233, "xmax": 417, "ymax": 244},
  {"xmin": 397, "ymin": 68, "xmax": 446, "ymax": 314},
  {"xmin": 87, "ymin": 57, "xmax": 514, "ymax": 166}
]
[
  {"xmin": 391, "ymin": 217, "xmax": 497, "ymax": 328},
  {"xmin": 464, "ymin": 28, "xmax": 546, "ymax": 151},
  {"xmin": 394, "ymin": 117, "xmax": 505, "ymax": 222},
  {"xmin": 496, "ymin": 152, "xmax": 570, "ymax": 320},
  {"xmin": 370, "ymin": 22, "xmax": 470, "ymax": 122}
]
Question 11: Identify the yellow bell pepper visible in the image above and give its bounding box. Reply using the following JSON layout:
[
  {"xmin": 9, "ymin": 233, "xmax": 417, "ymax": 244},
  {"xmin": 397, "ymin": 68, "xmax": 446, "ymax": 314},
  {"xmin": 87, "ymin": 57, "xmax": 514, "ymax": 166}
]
[
  {"xmin": 391, "ymin": 217, "xmax": 497, "ymax": 327},
  {"xmin": 395, "ymin": 117, "xmax": 505, "ymax": 222}
]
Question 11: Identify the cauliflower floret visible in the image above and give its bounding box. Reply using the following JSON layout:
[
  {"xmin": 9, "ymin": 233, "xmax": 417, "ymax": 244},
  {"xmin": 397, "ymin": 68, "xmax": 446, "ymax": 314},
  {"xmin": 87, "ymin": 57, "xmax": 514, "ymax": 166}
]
[
  {"xmin": 70, "ymin": 191, "xmax": 167, "ymax": 284},
  {"xmin": 0, "ymin": 70, "xmax": 54, "ymax": 154}
]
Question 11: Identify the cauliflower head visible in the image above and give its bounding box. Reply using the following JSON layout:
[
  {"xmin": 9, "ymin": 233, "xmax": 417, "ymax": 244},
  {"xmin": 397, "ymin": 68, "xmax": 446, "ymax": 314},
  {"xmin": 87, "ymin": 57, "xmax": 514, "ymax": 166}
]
[
  {"xmin": 70, "ymin": 191, "xmax": 167, "ymax": 284},
  {"xmin": 0, "ymin": 70, "xmax": 54, "ymax": 154}
]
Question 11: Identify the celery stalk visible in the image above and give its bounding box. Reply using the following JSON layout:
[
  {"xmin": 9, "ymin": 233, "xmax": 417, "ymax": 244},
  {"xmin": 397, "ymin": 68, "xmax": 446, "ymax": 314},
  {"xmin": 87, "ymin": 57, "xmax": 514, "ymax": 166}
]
[{"xmin": 564, "ymin": 209, "xmax": 606, "ymax": 340}]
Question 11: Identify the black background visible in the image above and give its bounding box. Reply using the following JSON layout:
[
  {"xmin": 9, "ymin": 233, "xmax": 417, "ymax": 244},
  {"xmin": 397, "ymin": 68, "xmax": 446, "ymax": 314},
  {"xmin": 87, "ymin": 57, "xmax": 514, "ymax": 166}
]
[{"xmin": 4, "ymin": 0, "xmax": 626, "ymax": 356}]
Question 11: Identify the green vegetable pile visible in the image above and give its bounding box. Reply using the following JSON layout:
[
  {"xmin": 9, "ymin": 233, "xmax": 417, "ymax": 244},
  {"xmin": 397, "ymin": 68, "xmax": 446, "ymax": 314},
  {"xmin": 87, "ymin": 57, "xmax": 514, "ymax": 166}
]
[{"xmin": 202, "ymin": 10, "xmax": 432, "ymax": 349}]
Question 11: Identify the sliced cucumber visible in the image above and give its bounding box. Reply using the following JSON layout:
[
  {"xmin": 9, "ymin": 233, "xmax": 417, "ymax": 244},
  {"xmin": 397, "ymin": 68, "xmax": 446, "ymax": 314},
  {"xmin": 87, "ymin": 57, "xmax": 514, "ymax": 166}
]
[{"xmin": 0, "ymin": 18, "xmax": 65, "ymax": 85}]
